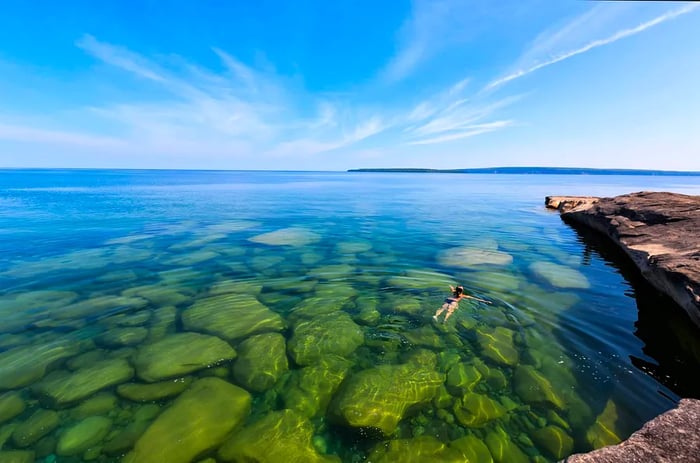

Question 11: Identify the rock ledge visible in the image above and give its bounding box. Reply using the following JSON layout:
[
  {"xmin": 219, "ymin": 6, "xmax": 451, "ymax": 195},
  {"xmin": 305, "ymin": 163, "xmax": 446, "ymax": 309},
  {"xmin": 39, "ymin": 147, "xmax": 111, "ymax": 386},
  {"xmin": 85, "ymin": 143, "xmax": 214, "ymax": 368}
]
[{"xmin": 545, "ymin": 191, "xmax": 700, "ymax": 328}]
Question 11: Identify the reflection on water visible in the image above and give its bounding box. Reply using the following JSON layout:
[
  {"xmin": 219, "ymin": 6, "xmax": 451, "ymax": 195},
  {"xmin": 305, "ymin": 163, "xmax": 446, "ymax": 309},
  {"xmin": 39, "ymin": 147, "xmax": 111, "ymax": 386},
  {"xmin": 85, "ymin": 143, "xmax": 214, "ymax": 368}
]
[{"xmin": 1, "ymin": 170, "xmax": 699, "ymax": 463}]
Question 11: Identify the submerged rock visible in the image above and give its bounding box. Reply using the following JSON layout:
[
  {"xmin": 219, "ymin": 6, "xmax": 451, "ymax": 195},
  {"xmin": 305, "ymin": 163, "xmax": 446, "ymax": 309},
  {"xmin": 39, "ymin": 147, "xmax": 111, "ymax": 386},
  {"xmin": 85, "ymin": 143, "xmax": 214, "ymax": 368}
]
[
  {"xmin": 453, "ymin": 393, "xmax": 506, "ymax": 427},
  {"xmin": 288, "ymin": 312, "xmax": 363, "ymax": 366},
  {"xmin": 484, "ymin": 425, "xmax": 529, "ymax": 463},
  {"xmin": 69, "ymin": 392, "xmax": 117, "ymax": 419},
  {"xmin": 218, "ymin": 409, "xmax": 339, "ymax": 463},
  {"xmin": 117, "ymin": 377, "xmax": 192, "ymax": 402},
  {"xmin": 584, "ymin": 399, "xmax": 622, "ymax": 449},
  {"xmin": 182, "ymin": 294, "xmax": 284, "ymax": 342},
  {"xmin": 233, "ymin": 333, "xmax": 288, "ymax": 392},
  {"xmin": 529, "ymin": 261, "xmax": 590, "ymax": 289},
  {"xmin": 32, "ymin": 358, "xmax": 134, "ymax": 407},
  {"xmin": 368, "ymin": 436, "xmax": 466, "ymax": 462},
  {"xmin": 95, "ymin": 326, "xmax": 148, "ymax": 348},
  {"xmin": 450, "ymin": 434, "xmax": 494, "ymax": 463},
  {"xmin": 330, "ymin": 362, "xmax": 444, "ymax": 435},
  {"xmin": 56, "ymin": 416, "xmax": 112, "ymax": 456},
  {"xmin": 0, "ymin": 392, "xmax": 25, "ymax": 424},
  {"xmin": 52, "ymin": 295, "xmax": 148, "ymax": 320},
  {"xmin": 530, "ymin": 425, "xmax": 573, "ymax": 460},
  {"xmin": 0, "ymin": 340, "xmax": 80, "ymax": 390},
  {"xmin": 248, "ymin": 227, "xmax": 321, "ymax": 247},
  {"xmin": 132, "ymin": 332, "xmax": 236, "ymax": 382},
  {"xmin": 476, "ymin": 326, "xmax": 519, "ymax": 367},
  {"xmin": 12, "ymin": 409, "xmax": 59, "ymax": 447},
  {"xmin": 513, "ymin": 365, "xmax": 565, "ymax": 410},
  {"xmin": 438, "ymin": 247, "xmax": 513, "ymax": 268},
  {"xmin": 565, "ymin": 398, "xmax": 700, "ymax": 463},
  {"xmin": 123, "ymin": 377, "xmax": 251, "ymax": 463},
  {"xmin": 281, "ymin": 355, "xmax": 353, "ymax": 418},
  {"xmin": 0, "ymin": 450, "xmax": 35, "ymax": 463}
]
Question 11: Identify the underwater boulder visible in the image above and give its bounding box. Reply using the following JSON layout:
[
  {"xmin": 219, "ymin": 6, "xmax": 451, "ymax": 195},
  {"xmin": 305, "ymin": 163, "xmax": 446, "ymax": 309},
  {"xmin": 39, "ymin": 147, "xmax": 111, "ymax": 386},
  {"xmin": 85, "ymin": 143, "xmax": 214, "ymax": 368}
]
[
  {"xmin": 450, "ymin": 434, "xmax": 494, "ymax": 463},
  {"xmin": 56, "ymin": 416, "xmax": 112, "ymax": 456},
  {"xmin": 248, "ymin": 227, "xmax": 321, "ymax": 247},
  {"xmin": 368, "ymin": 435, "xmax": 466, "ymax": 462},
  {"xmin": 182, "ymin": 294, "xmax": 285, "ymax": 342},
  {"xmin": 233, "ymin": 333, "xmax": 289, "ymax": 392},
  {"xmin": 529, "ymin": 261, "xmax": 591, "ymax": 289},
  {"xmin": 11, "ymin": 409, "xmax": 59, "ymax": 447},
  {"xmin": 281, "ymin": 355, "xmax": 353, "ymax": 418},
  {"xmin": 123, "ymin": 377, "xmax": 251, "ymax": 463},
  {"xmin": 330, "ymin": 362, "xmax": 444, "ymax": 435},
  {"xmin": 513, "ymin": 365, "xmax": 565, "ymax": 410},
  {"xmin": 117, "ymin": 377, "xmax": 192, "ymax": 402},
  {"xmin": 132, "ymin": 332, "xmax": 236, "ymax": 382},
  {"xmin": 95, "ymin": 326, "xmax": 148, "ymax": 348},
  {"xmin": 476, "ymin": 326, "xmax": 519, "ymax": 367},
  {"xmin": 438, "ymin": 247, "xmax": 513, "ymax": 268},
  {"xmin": 530, "ymin": 425, "xmax": 574, "ymax": 460},
  {"xmin": 288, "ymin": 312, "xmax": 363, "ymax": 366},
  {"xmin": 0, "ymin": 340, "xmax": 80, "ymax": 390},
  {"xmin": 484, "ymin": 425, "xmax": 529, "ymax": 463},
  {"xmin": 32, "ymin": 358, "xmax": 134, "ymax": 407},
  {"xmin": 218, "ymin": 409, "xmax": 339, "ymax": 463},
  {"xmin": 453, "ymin": 393, "xmax": 506, "ymax": 427},
  {"xmin": 0, "ymin": 393, "xmax": 25, "ymax": 424}
]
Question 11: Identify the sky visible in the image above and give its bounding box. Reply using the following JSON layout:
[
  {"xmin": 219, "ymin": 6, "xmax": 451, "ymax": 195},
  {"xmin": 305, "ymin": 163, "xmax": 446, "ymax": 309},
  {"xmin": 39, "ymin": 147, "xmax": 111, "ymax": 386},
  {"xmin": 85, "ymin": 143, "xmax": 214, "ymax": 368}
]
[{"xmin": 0, "ymin": 0, "xmax": 699, "ymax": 171}]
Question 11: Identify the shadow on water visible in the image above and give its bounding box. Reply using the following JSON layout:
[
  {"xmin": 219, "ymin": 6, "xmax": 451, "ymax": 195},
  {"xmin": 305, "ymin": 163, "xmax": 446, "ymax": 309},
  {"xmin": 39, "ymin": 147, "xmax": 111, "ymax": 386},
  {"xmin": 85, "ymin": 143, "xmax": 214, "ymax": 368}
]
[{"xmin": 563, "ymin": 219, "xmax": 700, "ymax": 401}]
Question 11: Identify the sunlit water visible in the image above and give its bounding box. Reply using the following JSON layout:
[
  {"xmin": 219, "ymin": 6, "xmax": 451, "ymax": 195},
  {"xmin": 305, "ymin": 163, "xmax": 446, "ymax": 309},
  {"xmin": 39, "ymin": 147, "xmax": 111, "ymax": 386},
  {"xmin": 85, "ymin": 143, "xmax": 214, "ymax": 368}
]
[{"xmin": 1, "ymin": 170, "xmax": 700, "ymax": 463}]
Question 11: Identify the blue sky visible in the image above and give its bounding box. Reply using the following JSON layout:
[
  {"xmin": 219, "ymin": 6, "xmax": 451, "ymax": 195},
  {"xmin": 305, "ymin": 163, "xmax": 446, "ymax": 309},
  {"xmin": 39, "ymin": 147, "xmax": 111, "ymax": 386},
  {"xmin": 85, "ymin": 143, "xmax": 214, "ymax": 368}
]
[{"xmin": 0, "ymin": 0, "xmax": 699, "ymax": 170}]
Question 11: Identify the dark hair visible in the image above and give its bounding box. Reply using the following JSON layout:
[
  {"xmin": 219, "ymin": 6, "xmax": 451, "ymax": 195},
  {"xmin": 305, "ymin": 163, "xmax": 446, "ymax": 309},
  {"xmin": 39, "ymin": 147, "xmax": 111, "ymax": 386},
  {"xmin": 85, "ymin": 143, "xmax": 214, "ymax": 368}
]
[{"xmin": 453, "ymin": 286, "xmax": 464, "ymax": 297}]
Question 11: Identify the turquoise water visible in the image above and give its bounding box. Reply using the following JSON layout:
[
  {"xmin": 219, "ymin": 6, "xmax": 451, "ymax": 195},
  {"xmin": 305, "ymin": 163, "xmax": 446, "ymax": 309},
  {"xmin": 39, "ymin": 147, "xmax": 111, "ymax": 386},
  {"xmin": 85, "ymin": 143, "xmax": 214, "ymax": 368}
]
[{"xmin": 1, "ymin": 169, "xmax": 700, "ymax": 463}]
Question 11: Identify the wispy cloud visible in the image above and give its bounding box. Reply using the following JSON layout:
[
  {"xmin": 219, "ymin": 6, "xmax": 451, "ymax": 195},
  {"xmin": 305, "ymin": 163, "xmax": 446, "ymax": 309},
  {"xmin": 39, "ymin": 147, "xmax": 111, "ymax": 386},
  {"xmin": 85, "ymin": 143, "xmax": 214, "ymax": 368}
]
[
  {"xmin": 379, "ymin": 0, "xmax": 473, "ymax": 83},
  {"xmin": 0, "ymin": 122, "xmax": 126, "ymax": 148},
  {"xmin": 485, "ymin": 3, "xmax": 699, "ymax": 91}
]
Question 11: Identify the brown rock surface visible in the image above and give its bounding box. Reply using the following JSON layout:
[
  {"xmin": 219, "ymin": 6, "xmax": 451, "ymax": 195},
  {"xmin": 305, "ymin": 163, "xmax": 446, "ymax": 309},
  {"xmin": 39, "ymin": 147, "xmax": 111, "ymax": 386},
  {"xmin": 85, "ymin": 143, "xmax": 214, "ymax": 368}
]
[
  {"xmin": 545, "ymin": 191, "xmax": 700, "ymax": 328},
  {"xmin": 562, "ymin": 398, "xmax": 700, "ymax": 463}
]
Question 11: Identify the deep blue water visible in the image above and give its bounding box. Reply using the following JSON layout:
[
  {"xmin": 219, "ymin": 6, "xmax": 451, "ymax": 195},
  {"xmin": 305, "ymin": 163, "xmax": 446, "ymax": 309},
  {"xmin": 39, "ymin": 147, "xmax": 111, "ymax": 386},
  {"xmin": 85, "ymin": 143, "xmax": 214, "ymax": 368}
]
[{"xmin": 1, "ymin": 169, "xmax": 699, "ymax": 463}]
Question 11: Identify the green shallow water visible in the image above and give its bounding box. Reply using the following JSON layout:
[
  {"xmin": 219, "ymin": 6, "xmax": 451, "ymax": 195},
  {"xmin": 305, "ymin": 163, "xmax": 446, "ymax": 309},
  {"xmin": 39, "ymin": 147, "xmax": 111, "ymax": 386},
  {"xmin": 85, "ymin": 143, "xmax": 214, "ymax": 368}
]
[{"xmin": 1, "ymin": 170, "xmax": 700, "ymax": 463}]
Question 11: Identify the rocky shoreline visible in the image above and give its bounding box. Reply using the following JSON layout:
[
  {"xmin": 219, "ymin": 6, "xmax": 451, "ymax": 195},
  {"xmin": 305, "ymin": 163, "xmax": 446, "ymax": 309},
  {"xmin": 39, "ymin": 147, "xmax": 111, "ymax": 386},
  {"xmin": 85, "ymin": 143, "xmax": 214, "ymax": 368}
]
[
  {"xmin": 546, "ymin": 191, "xmax": 700, "ymax": 462},
  {"xmin": 545, "ymin": 191, "xmax": 700, "ymax": 328}
]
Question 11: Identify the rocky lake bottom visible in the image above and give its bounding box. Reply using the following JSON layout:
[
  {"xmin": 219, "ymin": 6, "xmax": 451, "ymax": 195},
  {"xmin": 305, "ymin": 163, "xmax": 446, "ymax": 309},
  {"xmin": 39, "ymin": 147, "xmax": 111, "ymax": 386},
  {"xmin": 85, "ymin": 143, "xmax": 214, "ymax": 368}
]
[{"xmin": 1, "ymin": 170, "xmax": 700, "ymax": 463}]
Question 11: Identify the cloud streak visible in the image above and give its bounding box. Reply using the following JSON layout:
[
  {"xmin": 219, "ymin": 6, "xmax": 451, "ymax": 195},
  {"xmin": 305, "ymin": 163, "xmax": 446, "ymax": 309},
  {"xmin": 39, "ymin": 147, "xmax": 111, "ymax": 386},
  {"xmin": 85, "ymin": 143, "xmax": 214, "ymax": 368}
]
[{"xmin": 485, "ymin": 3, "xmax": 699, "ymax": 91}]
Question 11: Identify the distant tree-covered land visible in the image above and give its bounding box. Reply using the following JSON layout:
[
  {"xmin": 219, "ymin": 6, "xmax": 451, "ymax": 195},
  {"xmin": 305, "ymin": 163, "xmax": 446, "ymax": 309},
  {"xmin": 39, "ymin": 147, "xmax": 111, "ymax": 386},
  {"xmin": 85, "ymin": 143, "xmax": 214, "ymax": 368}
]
[{"xmin": 348, "ymin": 167, "xmax": 700, "ymax": 176}]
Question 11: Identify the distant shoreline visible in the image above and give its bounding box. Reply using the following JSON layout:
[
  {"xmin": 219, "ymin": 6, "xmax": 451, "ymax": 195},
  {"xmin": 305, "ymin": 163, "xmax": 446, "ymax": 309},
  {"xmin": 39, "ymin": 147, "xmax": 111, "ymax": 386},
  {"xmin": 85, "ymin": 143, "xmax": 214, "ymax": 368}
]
[{"xmin": 348, "ymin": 167, "xmax": 700, "ymax": 176}]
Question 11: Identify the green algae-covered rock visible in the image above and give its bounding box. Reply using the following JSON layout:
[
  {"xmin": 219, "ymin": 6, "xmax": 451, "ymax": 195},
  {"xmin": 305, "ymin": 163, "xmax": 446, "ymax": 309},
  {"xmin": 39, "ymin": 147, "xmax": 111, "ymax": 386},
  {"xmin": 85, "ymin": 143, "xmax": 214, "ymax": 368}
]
[
  {"xmin": 403, "ymin": 326, "xmax": 444, "ymax": 349},
  {"xmin": 121, "ymin": 285, "xmax": 190, "ymax": 306},
  {"xmin": 70, "ymin": 392, "xmax": 117, "ymax": 420},
  {"xmin": 0, "ymin": 340, "xmax": 80, "ymax": 390},
  {"xmin": 123, "ymin": 377, "xmax": 251, "ymax": 463},
  {"xmin": 476, "ymin": 326, "xmax": 519, "ymax": 367},
  {"xmin": 182, "ymin": 294, "xmax": 284, "ymax": 342},
  {"xmin": 529, "ymin": 261, "xmax": 590, "ymax": 289},
  {"xmin": 146, "ymin": 305, "xmax": 177, "ymax": 342},
  {"xmin": 53, "ymin": 295, "xmax": 148, "ymax": 320},
  {"xmin": 585, "ymin": 399, "xmax": 622, "ymax": 449},
  {"xmin": 530, "ymin": 425, "xmax": 573, "ymax": 460},
  {"xmin": 383, "ymin": 296, "xmax": 422, "ymax": 316},
  {"xmin": 95, "ymin": 327, "xmax": 148, "ymax": 348},
  {"xmin": 446, "ymin": 363, "xmax": 483, "ymax": 394},
  {"xmin": 335, "ymin": 241, "xmax": 372, "ymax": 254},
  {"xmin": 12, "ymin": 409, "xmax": 59, "ymax": 447},
  {"xmin": 218, "ymin": 409, "xmax": 339, "ymax": 463},
  {"xmin": 289, "ymin": 296, "xmax": 350, "ymax": 321},
  {"xmin": 281, "ymin": 355, "xmax": 353, "ymax": 418},
  {"xmin": 32, "ymin": 359, "xmax": 134, "ymax": 407},
  {"xmin": 117, "ymin": 377, "xmax": 192, "ymax": 402},
  {"xmin": 485, "ymin": 426, "xmax": 529, "ymax": 463},
  {"xmin": 288, "ymin": 312, "xmax": 363, "ymax": 366},
  {"xmin": 207, "ymin": 279, "xmax": 262, "ymax": 296},
  {"xmin": 453, "ymin": 393, "xmax": 506, "ymax": 427},
  {"xmin": 368, "ymin": 436, "xmax": 466, "ymax": 463},
  {"xmin": 132, "ymin": 332, "xmax": 236, "ymax": 382},
  {"xmin": 56, "ymin": 416, "xmax": 112, "ymax": 456},
  {"xmin": 0, "ymin": 393, "xmax": 25, "ymax": 424},
  {"xmin": 0, "ymin": 450, "xmax": 35, "ymax": 463},
  {"xmin": 248, "ymin": 227, "xmax": 321, "ymax": 247},
  {"xmin": 450, "ymin": 434, "xmax": 494, "ymax": 463},
  {"xmin": 513, "ymin": 365, "xmax": 565, "ymax": 410},
  {"xmin": 330, "ymin": 363, "xmax": 444, "ymax": 435},
  {"xmin": 233, "ymin": 333, "xmax": 288, "ymax": 392}
]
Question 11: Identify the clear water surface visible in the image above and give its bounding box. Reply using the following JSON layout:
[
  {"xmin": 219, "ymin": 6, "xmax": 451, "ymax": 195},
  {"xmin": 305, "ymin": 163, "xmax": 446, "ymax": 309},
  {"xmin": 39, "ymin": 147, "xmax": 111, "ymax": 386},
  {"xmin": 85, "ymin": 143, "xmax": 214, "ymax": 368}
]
[{"xmin": 1, "ymin": 169, "xmax": 699, "ymax": 463}]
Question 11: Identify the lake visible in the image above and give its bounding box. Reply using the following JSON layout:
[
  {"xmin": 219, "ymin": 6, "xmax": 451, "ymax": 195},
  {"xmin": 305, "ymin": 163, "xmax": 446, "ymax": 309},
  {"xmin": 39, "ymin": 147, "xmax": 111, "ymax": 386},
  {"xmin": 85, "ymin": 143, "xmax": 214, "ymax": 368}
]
[{"xmin": 1, "ymin": 169, "xmax": 700, "ymax": 463}]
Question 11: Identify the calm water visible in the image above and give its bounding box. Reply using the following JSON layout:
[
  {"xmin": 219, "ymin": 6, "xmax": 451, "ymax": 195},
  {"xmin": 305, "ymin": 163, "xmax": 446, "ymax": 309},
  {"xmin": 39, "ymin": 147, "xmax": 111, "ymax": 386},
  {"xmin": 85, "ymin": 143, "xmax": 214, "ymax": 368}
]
[{"xmin": 1, "ymin": 169, "xmax": 700, "ymax": 463}]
